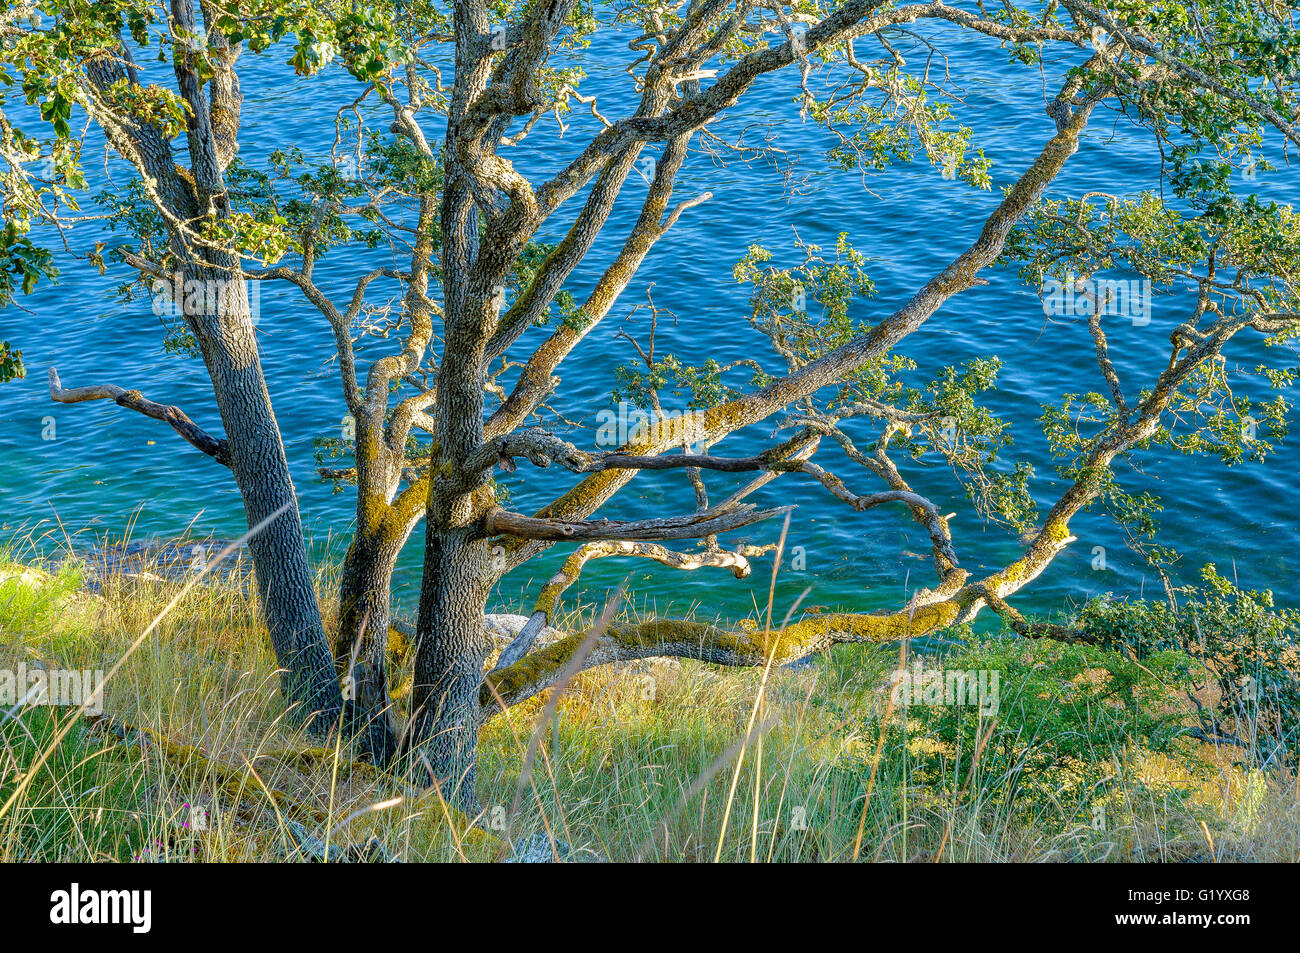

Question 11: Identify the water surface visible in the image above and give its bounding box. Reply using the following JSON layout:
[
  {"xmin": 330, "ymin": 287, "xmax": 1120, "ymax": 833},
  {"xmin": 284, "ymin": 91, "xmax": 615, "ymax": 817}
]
[{"xmin": 2, "ymin": 24, "xmax": 1296, "ymax": 625}]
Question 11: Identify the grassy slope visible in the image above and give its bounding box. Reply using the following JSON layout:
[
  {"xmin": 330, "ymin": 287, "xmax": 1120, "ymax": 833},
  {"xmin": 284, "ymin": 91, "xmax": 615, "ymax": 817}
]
[{"xmin": 1, "ymin": 550, "xmax": 1296, "ymax": 862}]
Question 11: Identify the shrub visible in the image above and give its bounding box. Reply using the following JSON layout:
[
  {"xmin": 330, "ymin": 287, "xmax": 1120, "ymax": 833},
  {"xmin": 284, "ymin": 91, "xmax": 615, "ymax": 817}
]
[
  {"xmin": 1078, "ymin": 565, "xmax": 1300, "ymax": 766},
  {"xmin": 902, "ymin": 631, "xmax": 1197, "ymax": 827}
]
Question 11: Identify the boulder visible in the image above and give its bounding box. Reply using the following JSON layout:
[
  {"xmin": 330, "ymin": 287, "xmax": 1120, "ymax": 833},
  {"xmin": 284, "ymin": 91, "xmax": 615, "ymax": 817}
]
[{"xmin": 484, "ymin": 612, "xmax": 568, "ymax": 654}]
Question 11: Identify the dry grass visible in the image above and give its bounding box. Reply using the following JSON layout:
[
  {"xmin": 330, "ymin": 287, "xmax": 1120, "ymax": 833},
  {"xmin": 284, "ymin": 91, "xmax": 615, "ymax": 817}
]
[{"xmin": 1, "ymin": 527, "xmax": 1298, "ymax": 863}]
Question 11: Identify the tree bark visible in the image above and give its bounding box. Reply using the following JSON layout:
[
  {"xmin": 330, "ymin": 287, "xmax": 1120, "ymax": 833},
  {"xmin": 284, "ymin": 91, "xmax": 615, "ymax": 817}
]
[
  {"xmin": 186, "ymin": 261, "xmax": 342, "ymax": 735},
  {"xmin": 400, "ymin": 0, "xmax": 500, "ymax": 805},
  {"xmin": 336, "ymin": 531, "xmax": 404, "ymax": 763},
  {"xmin": 405, "ymin": 526, "xmax": 490, "ymax": 808},
  {"xmin": 404, "ymin": 278, "xmax": 494, "ymax": 803}
]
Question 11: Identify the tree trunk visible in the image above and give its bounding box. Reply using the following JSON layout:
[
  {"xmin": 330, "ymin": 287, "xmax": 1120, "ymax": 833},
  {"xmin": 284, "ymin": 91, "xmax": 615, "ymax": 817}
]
[
  {"xmin": 405, "ymin": 525, "xmax": 490, "ymax": 809},
  {"xmin": 336, "ymin": 531, "xmax": 404, "ymax": 764},
  {"xmin": 404, "ymin": 248, "xmax": 492, "ymax": 803},
  {"xmin": 81, "ymin": 41, "xmax": 342, "ymax": 737},
  {"xmin": 406, "ymin": 17, "xmax": 498, "ymax": 801},
  {"xmin": 187, "ymin": 262, "xmax": 342, "ymax": 736}
]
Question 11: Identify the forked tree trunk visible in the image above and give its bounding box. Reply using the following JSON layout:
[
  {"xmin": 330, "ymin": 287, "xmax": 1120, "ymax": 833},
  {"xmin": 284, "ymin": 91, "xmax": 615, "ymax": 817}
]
[{"xmin": 405, "ymin": 22, "xmax": 500, "ymax": 800}]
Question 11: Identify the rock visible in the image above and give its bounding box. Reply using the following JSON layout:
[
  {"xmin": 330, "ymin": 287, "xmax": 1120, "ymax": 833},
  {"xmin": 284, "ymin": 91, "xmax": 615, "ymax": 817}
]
[
  {"xmin": 483, "ymin": 613, "xmax": 569, "ymax": 672},
  {"xmin": 393, "ymin": 613, "xmax": 570, "ymax": 675},
  {"xmin": 281, "ymin": 820, "xmax": 400, "ymax": 863},
  {"xmin": 0, "ymin": 565, "xmax": 53, "ymax": 589},
  {"xmin": 484, "ymin": 613, "xmax": 567, "ymax": 651},
  {"xmin": 783, "ymin": 653, "xmax": 824, "ymax": 671},
  {"xmin": 503, "ymin": 831, "xmax": 606, "ymax": 863}
]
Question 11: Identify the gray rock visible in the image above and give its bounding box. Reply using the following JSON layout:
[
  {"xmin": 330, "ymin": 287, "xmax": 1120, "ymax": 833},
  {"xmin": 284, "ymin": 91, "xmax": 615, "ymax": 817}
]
[
  {"xmin": 783, "ymin": 653, "xmax": 824, "ymax": 671},
  {"xmin": 484, "ymin": 613, "xmax": 567, "ymax": 650},
  {"xmin": 503, "ymin": 831, "xmax": 606, "ymax": 863},
  {"xmin": 282, "ymin": 820, "xmax": 399, "ymax": 863}
]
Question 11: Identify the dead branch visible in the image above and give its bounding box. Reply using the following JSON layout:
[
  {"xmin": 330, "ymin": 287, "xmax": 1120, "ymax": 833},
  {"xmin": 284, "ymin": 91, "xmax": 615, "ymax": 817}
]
[
  {"xmin": 48, "ymin": 367, "xmax": 230, "ymax": 466},
  {"xmin": 492, "ymin": 538, "xmax": 774, "ymax": 675},
  {"xmin": 484, "ymin": 501, "xmax": 793, "ymax": 542}
]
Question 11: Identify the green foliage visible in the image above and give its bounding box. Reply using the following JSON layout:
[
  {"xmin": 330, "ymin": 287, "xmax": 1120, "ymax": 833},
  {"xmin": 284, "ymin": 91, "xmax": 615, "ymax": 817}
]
[
  {"xmin": 735, "ymin": 232, "xmax": 877, "ymax": 366},
  {"xmin": 1009, "ymin": 191, "xmax": 1300, "ymax": 322},
  {"xmin": 808, "ymin": 66, "xmax": 993, "ymax": 188},
  {"xmin": 312, "ymin": 434, "xmax": 356, "ymax": 494},
  {"xmin": 510, "ymin": 240, "xmax": 585, "ymax": 331},
  {"xmin": 907, "ymin": 358, "xmax": 1038, "ymax": 532},
  {"xmin": 1013, "ymin": 189, "xmax": 1300, "ymax": 548},
  {"xmin": 1078, "ymin": 566, "xmax": 1300, "ymax": 765},
  {"xmin": 0, "ymin": 341, "xmax": 23, "ymax": 384},
  {"xmin": 906, "ymin": 630, "xmax": 1199, "ymax": 826},
  {"xmin": 1068, "ymin": 1, "xmax": 1300, "ymax": 188},
  {"xmin": 613, "ymin": 353, "xmax": 742, "ymax": 412},
  {"xmin": 0, "ymin": 220, "xmax": 56, "ymax": 305}
]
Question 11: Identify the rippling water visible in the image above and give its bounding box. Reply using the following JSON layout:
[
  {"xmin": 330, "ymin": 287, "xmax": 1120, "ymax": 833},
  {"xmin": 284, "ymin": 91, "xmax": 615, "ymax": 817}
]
[{"xmin": 2, "ymin": 25, "xmax": 1297, "ymax": 623}]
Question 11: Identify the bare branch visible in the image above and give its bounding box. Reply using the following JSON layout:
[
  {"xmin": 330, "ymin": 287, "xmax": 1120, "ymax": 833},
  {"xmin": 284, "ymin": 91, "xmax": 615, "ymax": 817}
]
[
  {"xmin": 797, "ymin": 460, "xmax": 958, "ymax": 568},
  {"xmin": 48, "ymin": 367, "xmax": 230, "ymax": 466},
  {"xmin": 485, "ymin": 501, "xmax": 793, "ymax": 542},
  {"xmin": 1088, "ymin": 310, "xmax": 1131, "ymax": 422},
  {"xmin": 491, "ymin": 538, "xmax": 768, "ymax": 674}
]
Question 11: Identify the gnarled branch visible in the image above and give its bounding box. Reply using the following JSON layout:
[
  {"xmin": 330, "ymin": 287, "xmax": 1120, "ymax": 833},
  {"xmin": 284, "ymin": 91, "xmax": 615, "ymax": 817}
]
[
  {"xmin": 484, "ymin": 501, "xmax": 793, "ymax": 542},
  {"xmin": 493, "ymin": 538, "xmax": 774, "ymax": 675},
  {"xmin": 48, "ymin": 367, "xmax": 230, "ymax": 466}
]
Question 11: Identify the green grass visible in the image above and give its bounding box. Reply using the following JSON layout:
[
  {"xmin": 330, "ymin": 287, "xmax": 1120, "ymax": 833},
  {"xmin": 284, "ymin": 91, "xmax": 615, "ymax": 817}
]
[
  {"xmin": 0, "ymin": 708, "xmax": 145, "ymax": 861},
  {"xmin": 1, "ymin": 538, "xmax": 1298, "ymax": 862}
]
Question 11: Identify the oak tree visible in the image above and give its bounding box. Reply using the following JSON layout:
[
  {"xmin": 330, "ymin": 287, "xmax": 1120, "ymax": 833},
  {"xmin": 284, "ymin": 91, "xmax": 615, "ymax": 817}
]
[{"xmin": 4, "ymin": 0, "xmax": 1298, "ymax": 808}]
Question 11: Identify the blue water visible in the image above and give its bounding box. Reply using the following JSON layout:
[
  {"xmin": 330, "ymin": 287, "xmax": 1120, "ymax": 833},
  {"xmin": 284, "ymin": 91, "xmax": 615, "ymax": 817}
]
[{"xmin": 2, "ymin": 23, "xmax": 1298, "ymax": 625}]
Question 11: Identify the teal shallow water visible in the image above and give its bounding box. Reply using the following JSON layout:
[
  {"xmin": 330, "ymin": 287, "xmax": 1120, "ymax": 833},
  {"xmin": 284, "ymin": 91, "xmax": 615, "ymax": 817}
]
[{"xmin": 1, "ymin": 26, "xmax": 1297, "ymax": 623}]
